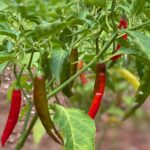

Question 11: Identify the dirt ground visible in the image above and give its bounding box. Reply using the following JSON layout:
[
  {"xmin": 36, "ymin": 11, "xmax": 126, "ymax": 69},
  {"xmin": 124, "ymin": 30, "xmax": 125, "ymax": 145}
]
[{"xmin": 0, "ymin": 67, "xmax": 150, "ymax": 150}]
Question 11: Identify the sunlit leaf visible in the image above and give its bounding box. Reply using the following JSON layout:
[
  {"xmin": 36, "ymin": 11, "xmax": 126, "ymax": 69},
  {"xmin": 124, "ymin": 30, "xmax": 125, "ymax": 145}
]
[{"xmin": 51, "ymin": 104, "xmax": 96, "ymax": 150}]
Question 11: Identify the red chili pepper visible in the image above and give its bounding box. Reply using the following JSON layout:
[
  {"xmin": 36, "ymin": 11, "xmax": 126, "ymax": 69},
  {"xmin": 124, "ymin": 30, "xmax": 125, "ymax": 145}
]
[
  {"xmin": 78, "ymin": 60, "xmax": 88, "ymax": 85},
  {"xmin": 34, "ymin": 74, "xmax": 63, "ymax": 144},
  {"xmin": 1, "ymin": 89, "xmax": 21, "ymax": 146},
  {"xmin": 111, "ymin": 16, "xmax": 128, "ymax": 61},
  {"xmin": 88, "ymin": 63, "xmax": 106, "ymax": 119},
  {"xmin": 118, "ymin": 17, "xmax": 128, "ymax": 29}
]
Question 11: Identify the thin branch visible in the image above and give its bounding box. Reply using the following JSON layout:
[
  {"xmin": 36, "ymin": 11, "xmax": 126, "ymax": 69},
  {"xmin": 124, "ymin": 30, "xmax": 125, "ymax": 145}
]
[
  {"xmin": 20, "ymin": 102, "xmax": 33, "ymax": 135},
  {"xmin": 15, "ymin": 114, "xmax": 38, "ymax": 150},
  {"xmin": 110, "ymin": 0, "xmax": 117, "ymax": 53},
  {"xmin": 110, "ymin": 0, "xmax": 117, "ymax": 31},
  {"xmin": 95, "ymin": 28, "xmax": 103, "ymax": 54}
]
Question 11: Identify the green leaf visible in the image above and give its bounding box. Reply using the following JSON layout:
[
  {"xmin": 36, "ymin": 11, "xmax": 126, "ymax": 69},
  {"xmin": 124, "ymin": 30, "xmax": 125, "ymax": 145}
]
[
  {"xmin": 117, "ymin": 31, "xmax": 150, "ymax": 65},
  {"xmin": 68, "ymin": 18, "xmax": 87, "ymax": 26},
  {"xmin": 0, "ymin": 62, "xmax": 7, "ymax": 74},
  {"xmin": 130, "ymin": 0, "xmax": 147, "ymax": 16},
  {"xmin": 0, "ymin": 1, "xmax": 8, "ymax": 11},
  {"xmin": 19, "ymin": 104, "xmax": 29, "ymax": 121},
  {"xmin": 84, "ymin": 0, "xmax": 106, "ymax": 8},
  {"xmin": 129, "ymin": 31, "xmax": 150, "ymax": 55},
  {"xmin": 50, "ymin": 49, "xmax": 68, "ymax": 81},
  {"xmin": 0, "ymin": 51, "xmax": 16, "ymax": 64},
  {"xmin": 25, "ymin": 15, "xmax": 42, "ymax": 24},
  {"xmin": 0, "ymin": 29, "xmax": 18, "ymax": 39},
  {"xmin": 51, "ymin": 104, "xmax": 96, "ymax": 150},
  {"xmin": 143, "ymin": 7, "xmax": 150, "ymax": 18},
  {"xmin": 59, "ymin": 28, "xmax": 73, "ymax": 46},
  {"xmin": 0, "ymin": 62, "xmax": 7, "ymax": 86},
  {"xmin": 21, "ymin": 52, "xmax": 40, "ymax": 66},
  {"xmin": 32, "ymin": 119, "xmax": 46, "ymax": 144},
  {"xmin": 136, "ymin": 59, "xmax": 144, "ymax": 79},
  {"xmin": 20, "ymin": 76, "xmax": 32, "ymax": 92},
  {"xmin": 117, "ymin": 3, "xmax": 130, "ymax": 14},
  {"xmin": 7, "ymin": 81, "xmax": 16, "ymax": 101},
  {"xmin": 34, "ymin": 21, "xmax": 67, "ymax": 38},
  {"xmin": 5, "ymin": 40, "xmax": 14, "ymax": 52},
  {"xmin": 0, "ymin": 35, "xmax": 6, "ymax": 41},
  {"xmin": 123, "ymin": 67, "xmax": 150, "ymax": 119},
  {"xmin": 118, "ymin": 47, "xmax": 149, "ymax": 65}
]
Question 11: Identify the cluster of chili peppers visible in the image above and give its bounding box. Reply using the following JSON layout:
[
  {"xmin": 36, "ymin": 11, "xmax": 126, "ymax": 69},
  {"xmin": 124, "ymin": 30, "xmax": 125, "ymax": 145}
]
[
  {"xmin": 1, "ymin": 15, "xmax": 128, "ymax": 147},
  {"xmin": 1, "ymin": 74, "xmax": 63, "ymax": 147},
  {"xmin": 85, "ymin": 16, "xmax": 128, "ymax": 119}
]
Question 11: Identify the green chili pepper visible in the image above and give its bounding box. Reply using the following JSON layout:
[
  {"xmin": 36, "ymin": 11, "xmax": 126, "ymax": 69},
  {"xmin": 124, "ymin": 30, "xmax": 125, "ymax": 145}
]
[
  {"xmin": 69, "ymin": 48, "xmax": 78, "ymax": 87},
  {"xmin": 60, "ymin": 55, "xmax": 72, "ymax": 97},
  {"xmin": 60, "ymin": 48, "xmax": 78, "ymax": 97},
  {"xmin": 42, "ymin": 51, "xmax": 52, "ymax": 80}
]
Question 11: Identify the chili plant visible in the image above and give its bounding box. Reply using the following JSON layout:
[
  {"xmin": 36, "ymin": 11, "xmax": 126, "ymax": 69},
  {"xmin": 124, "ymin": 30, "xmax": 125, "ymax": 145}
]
[{"xmin": 0, "ymin": 0, "xmax": 150, "ymax": 150}]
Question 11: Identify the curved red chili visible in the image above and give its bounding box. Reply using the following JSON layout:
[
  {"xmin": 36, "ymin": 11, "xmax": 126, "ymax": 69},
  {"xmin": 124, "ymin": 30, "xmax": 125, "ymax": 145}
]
[
  {"xmin": 34, "ymin": 75, "xmax": 63, "ymax": 144},
  {"xmin": 88, "ymin": 63, "xmax": 106, "ymax": 119},
  {"xmin": 111, "ymin": 16, "xmax": 128, "ymax": 61},
  {"xmin": 78, "ymin": 60, "xmax": 88, "ymax": 85},
  {"xmin": 1, "ymin": 89, "xmax": 21, "ymax": 146},
  {"xmin": 88, "ymin": 93, "xmax": 103, "ymax": 119}
]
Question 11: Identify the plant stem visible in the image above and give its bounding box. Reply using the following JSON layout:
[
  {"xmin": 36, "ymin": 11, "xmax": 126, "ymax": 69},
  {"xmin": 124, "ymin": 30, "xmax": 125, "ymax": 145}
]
[
  {"xmin": 95, "ymin": 28, "xmax": 103, "ymax": 54},
  {"xmin": 28, "ymin": 69, "xmax": 34, "ymax": 82},
  {"xmin": 16, "ymin": 114, "xmax": 38, "ymax": 150},
  {"xmin": 13, "ymin": 64, "xmax": 18, "ymax": 79},
  {"xmin": 27, "ymin": 48, "xmax": 35, "ymax": 70},
  {"xmin": 51, "ymin": 85, "xmax": 61, "ymax": 104},
  {"xmin": 21, "ymin": 102, "xmax": 33, "ymax": 135},
  {"xmin": 27, "ymin": 48, "xmax": 35, "ymax": 82},
  {"xmin": 110, "ymin": 0, "xmax": 117, "ymax": 31},
  {"xmin": 21, "ymin": 25, "xmax": 35, "ymax": 81},
  {"xmin": 17, "ymin": 65, "xmax": 25, "ymax": 86},
  {"xmin": 46, "ymin": 78, "xmax": 55, "ymax": 90}
]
